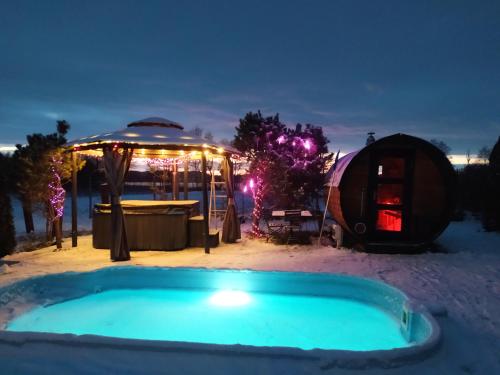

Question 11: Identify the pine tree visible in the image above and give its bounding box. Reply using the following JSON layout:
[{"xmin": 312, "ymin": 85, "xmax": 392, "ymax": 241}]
[
  {"xmin": 0, "ymin": 154, "xmax": 16, "ymax": 257},
  {"xmin": 233, "ymin": 111, "xmax": 286, "ymax": 235},
  {"xmin": 233, "ymin": 111, "xmax": 332, "ymax": 236},
  {"xmin": 483, "ymin": 137, "xmax": 500, "ymax": 231},
  {"xmin": 13, "ymin": 120, "xmax": 84, "ymax": 246}
]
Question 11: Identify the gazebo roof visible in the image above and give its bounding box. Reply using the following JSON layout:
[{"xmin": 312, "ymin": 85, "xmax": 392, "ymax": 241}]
[
  {"xmin": 127, "ymin": 117, "xmax": 183, "ymax": 129},
  {"xmin": 65, "ymin": 117, "xmax": 238, "ymax": 159}
]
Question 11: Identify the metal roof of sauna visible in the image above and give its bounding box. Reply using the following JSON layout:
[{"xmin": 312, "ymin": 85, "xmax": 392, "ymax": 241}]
[
  {"xmin": 326, "ymin": 151, "xmax": 358, "ymax": 188},
  {"xmin": 325, "ymin": 133, "xmax": 454, "ymax": 188},
  {"xmin": 65, "ymin": 117, "xmax": 238, "ymax": 158}
]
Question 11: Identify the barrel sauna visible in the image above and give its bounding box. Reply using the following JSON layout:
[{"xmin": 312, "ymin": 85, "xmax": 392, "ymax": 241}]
[{"xmin": 325, "ymin": 134, "xmax": 456, "ymax": 251}]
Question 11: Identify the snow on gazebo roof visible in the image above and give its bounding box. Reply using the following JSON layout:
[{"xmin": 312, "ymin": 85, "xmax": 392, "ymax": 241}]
[
  {"xmin": 127, "ymin": 117, "xmax": 184, "ymax": 129},
  {"xmin": 65, "ymin": 117, "xmax": 238, "ymax": 159}
]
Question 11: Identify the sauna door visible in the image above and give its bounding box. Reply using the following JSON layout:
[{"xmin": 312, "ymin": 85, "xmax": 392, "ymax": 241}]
[{"xmin": 368, "ymin": 151, "xmax": 414, "ymax": 241}]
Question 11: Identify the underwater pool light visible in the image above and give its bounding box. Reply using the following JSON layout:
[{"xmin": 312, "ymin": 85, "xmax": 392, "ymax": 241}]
[{"xmin": 209, "ymin": 290, "xmax": 251, "ymax": 307}]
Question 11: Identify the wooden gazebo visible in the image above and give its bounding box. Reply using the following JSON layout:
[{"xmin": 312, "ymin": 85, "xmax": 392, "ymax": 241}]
[{"xmin": 65, "ymin": 117, "xmax": 241, "ymax": 261}]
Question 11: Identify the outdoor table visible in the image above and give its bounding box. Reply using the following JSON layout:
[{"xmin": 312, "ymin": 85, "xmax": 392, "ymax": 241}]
[
  {"xmin": 271, "ymin": 210, "xmax": 313, "ymax": 218},
  {"xmin": 268, "ymin": 210, "xmax": 317, "ymax": 244}
]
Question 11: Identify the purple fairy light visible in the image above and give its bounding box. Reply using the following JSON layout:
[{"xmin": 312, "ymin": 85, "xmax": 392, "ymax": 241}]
[
  {"xmin": 303, "ymin": 139, "xmax": 312, "ymax": 151},
  {"xmin": 48, "ymin": 154, "xmax": 66, "ymax": 220}
]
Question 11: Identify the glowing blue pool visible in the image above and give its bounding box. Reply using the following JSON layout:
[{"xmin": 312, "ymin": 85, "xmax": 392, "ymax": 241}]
[
  {"xmin": 8, "ymin": 288, "xmax": 408, "ymax": 350},
  {"xmin": 0, "ymin": 267, "xmax": 439, "ymax": 363}
]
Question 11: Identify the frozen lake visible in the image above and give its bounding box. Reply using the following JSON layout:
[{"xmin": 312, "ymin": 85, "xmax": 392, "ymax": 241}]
[{"xmin": 10, "ymin": 190, "xmax": 254, "ymax": 236}]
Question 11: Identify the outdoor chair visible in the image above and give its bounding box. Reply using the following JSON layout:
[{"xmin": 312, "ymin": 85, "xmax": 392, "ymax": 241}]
[
  {"xmin": 263, "ymin": 209, "xmax": 286, "ymax": 243},
  {"xmin": 283, "ymin": 210, "xmax": 303, "ymax": 245}
]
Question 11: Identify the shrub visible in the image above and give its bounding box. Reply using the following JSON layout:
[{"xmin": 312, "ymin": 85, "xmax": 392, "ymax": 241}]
[{"xmin": 0, "ymin": 172, "xmax": 16, "ymax": 257}]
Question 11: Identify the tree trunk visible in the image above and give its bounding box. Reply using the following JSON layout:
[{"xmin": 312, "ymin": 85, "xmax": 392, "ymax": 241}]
[
  {"xmin": 46, "ymin": 202, "xmax": 53, "ymax": 242},
  {"xmin": 54, "ymin": 216, "xmax": 63, "ymax": 249},
  {"xmin": 251, "ymin": 179, "xmax": 265, "ymax": 237},
  {"xmin": 21, "ymin": 196, "xmax": 34, "ymax": 233},
  {"xmin": 0, "ymin": 190, "xmax": 17, "ymax": 256},
  {"xmin": 46, "ymin": 216, "xmax": 52, "ymax": 242}
]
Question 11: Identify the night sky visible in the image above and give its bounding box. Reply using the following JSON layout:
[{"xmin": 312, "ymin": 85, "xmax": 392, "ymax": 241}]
[{"xmin": 1, "ymin": 1, "xmax": 499, "ymax": 158}]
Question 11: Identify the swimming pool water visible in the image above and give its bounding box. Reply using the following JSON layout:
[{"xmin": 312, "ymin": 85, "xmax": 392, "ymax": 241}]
[{"xmin": 7, "ymin": 287, "xmax": 409, "ymax": 351}]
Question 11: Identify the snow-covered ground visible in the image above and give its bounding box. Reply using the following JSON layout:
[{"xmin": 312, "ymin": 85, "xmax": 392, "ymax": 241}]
[{"xmin": 0, "ymin": 216, "xmax": 499, "ymax": 374}]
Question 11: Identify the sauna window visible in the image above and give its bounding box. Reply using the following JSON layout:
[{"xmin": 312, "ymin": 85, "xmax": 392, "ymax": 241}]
[
  {"xmin": 377, "ymin": 184, "xmax": 403, "ymax": 205},
  {"xmin": 376, "ymin": 209, "xmax": 402, "ymax": 231},
  {"xmin": 378, "ymin": 157, "xmax": 405, "ymax": 178}
]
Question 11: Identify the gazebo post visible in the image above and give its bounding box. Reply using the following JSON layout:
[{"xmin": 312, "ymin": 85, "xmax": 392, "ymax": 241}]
[
  {"xmin": 183, "ymin": 159, "xmax": 189, "ymax": 199},
  {"xmin": 71, "ymin": 152, "xmax": 78, "ymax": 247},
  {"xmin": 172, "ymin": 162, "xmax": 179, "ymax": 200},
  {"xmin": 201, "ymin": 153, "xmax": 210, "ymax": 254}
]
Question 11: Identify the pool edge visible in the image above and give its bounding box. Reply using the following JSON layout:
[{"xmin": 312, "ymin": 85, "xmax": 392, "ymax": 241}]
[{"xmin": 0, "ymin": 266, "xmax": 442, "ymax": 369}]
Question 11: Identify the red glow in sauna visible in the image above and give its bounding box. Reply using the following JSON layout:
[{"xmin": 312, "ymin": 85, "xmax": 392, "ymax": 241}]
[
  {"xmin": 376, "ymin": 183, "xmax": 403, "ymax": 231},
  {"xmin": 377, "ymin": 184, "xmax": 403, "ymax": 205},
  {"xmin": 376, "ymin": 210, "xmax": 402, "ymax": 231}
]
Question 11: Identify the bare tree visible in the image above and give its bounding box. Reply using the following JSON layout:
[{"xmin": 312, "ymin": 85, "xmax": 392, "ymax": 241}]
[
  {"xmin": 430, "ymin": 139, "xmax": 451, "ymax": 155},
  {"xmin": 204, "ymin": 131, "xmax": 214, "ymax": 142},
  {"xmin": 477, "ymin": 146, "xmax": 492, "ymax": 163},
  {"xmin": 191, "ymin": 127, "xmax": 203, "ymax": 138},
  {"xmin": 219, "ymin": 138, "xmax": 232, "ymax": 146}
]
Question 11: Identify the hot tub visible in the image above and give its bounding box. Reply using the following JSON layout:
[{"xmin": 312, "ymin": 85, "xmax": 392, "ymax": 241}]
[
  {"xmin": 92, "ymin": 200, "xmax": 200, "ymax": 250},
  {"xmin": 0, "ymin": 268, "xmax": 440, "ymax": 368}
]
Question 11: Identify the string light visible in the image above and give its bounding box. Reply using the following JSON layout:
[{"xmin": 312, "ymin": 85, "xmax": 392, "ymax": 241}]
[
  {"xmin": 250, "ymin": 174, "xmax": 265, "ymax": 237},
  {"xmin": 303, "ymin": 139, "xmax": 312, "ymax": 151},
  {"xmin": 146, "ymin": 156, "xmax": 186, "ymax": 170},
  {"xmin": 48, "ymin": 154, "xmax": 65, "ymax": 220},
  {"xmin": 242, "ymin": 170, "xmax": 266, "ymax": 237},
  {"xmin": 243, "ymin": 130, "xmax": 320, "ymax": 237}
]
